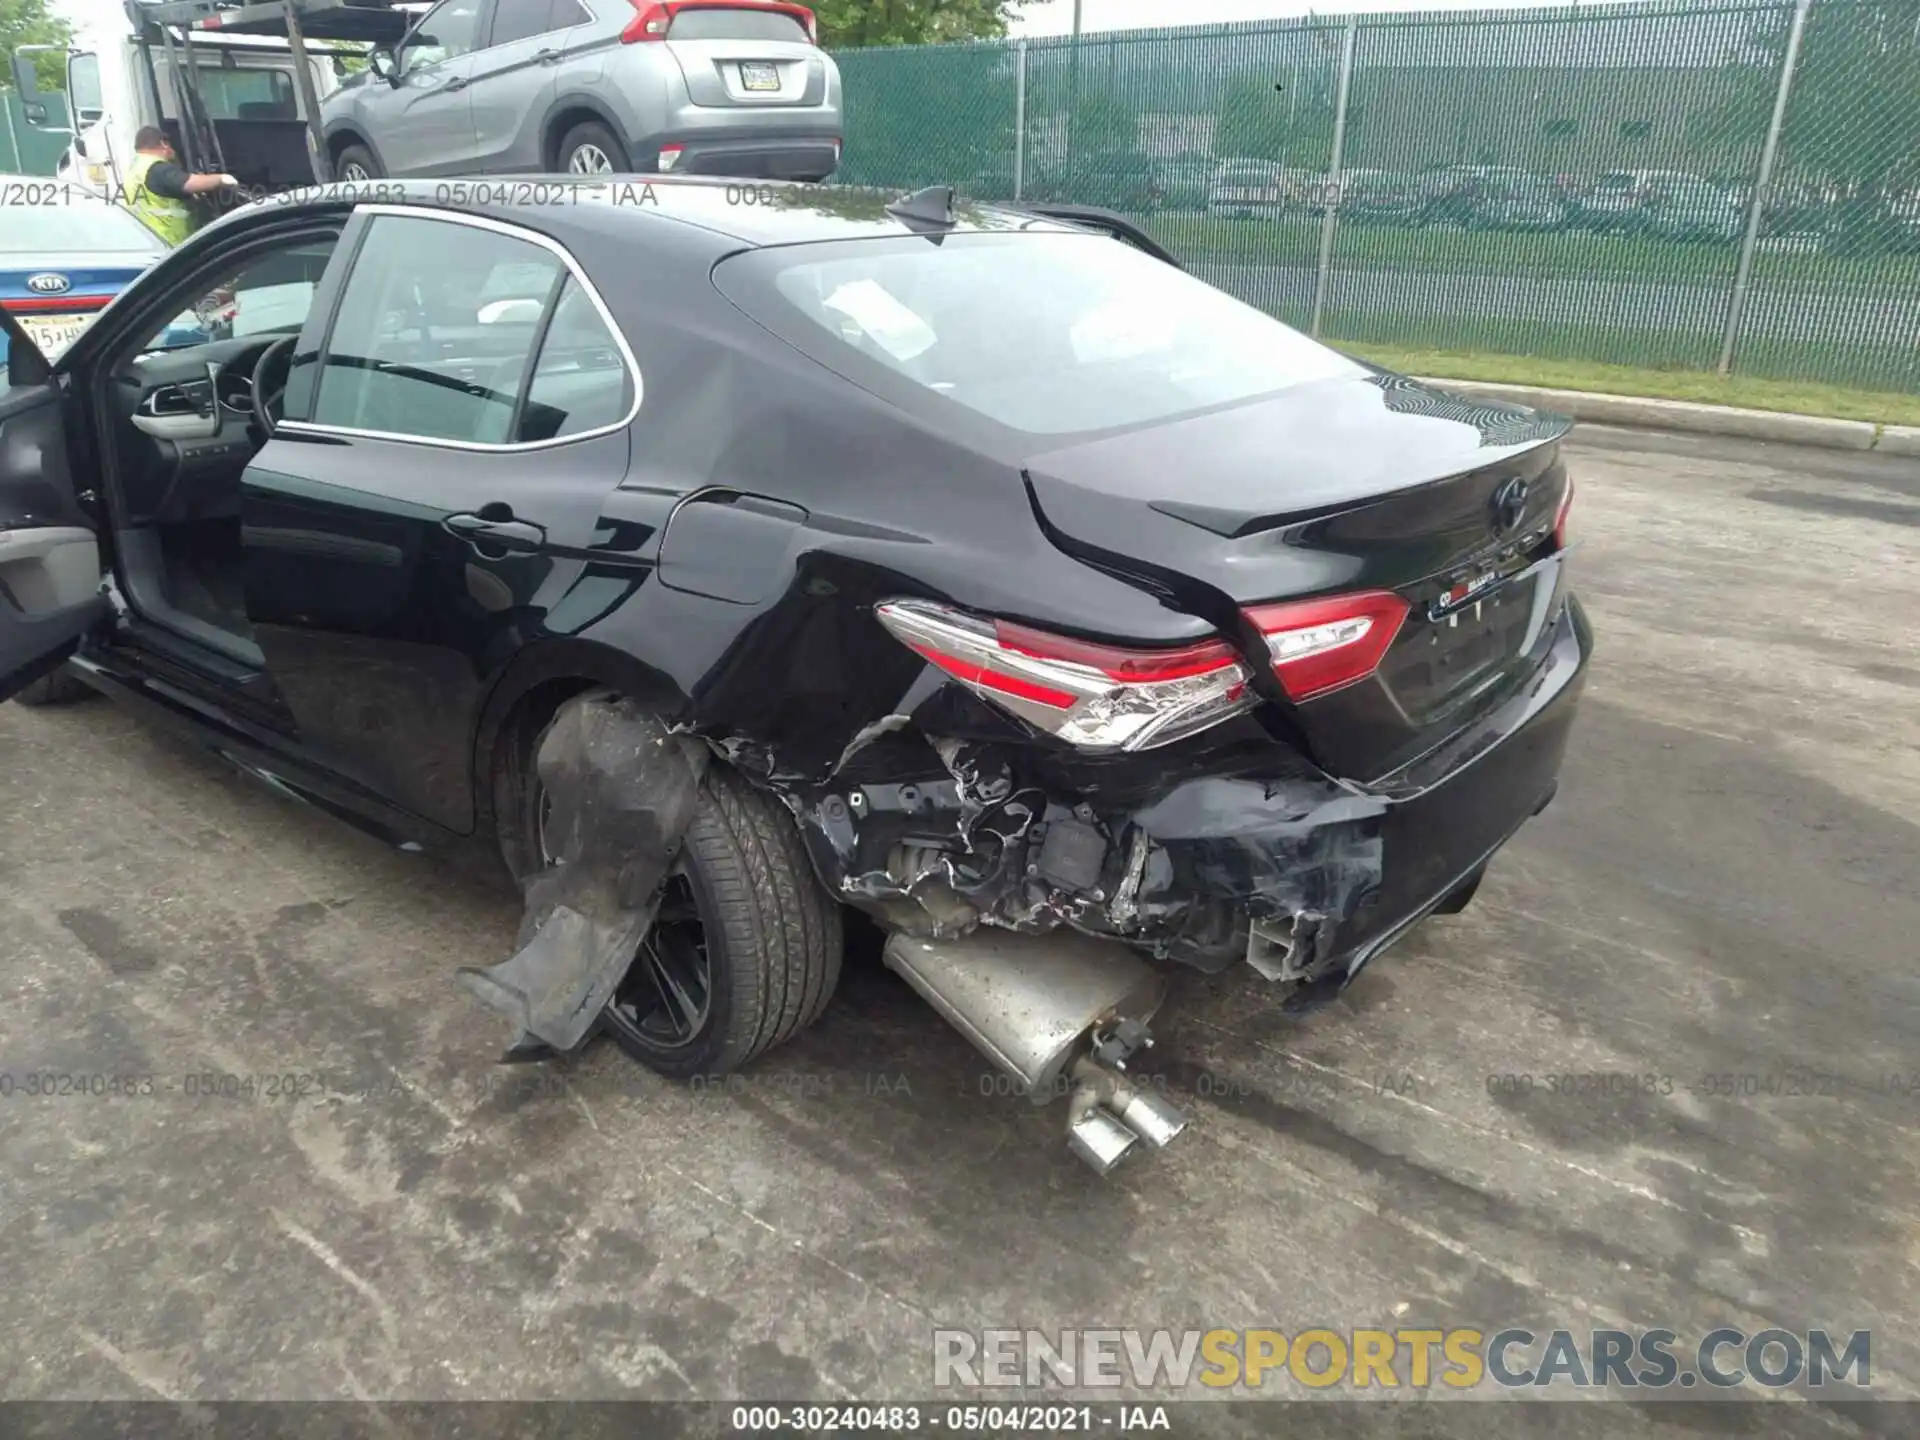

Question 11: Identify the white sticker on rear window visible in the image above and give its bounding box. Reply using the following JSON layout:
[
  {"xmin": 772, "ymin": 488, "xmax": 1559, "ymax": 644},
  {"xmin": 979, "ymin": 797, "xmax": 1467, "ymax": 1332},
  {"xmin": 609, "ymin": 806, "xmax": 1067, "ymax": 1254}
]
[{"xmin": 822, "ymin": 280, "xmax": 936, "ymax": 362}]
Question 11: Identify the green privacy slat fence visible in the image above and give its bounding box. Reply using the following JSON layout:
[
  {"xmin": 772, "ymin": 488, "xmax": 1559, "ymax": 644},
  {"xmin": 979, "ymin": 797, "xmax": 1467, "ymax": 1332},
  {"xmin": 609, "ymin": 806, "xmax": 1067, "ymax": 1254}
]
[
  {"xmin": 0, "ymin": 89, "xmax": 74, "ymax": 176},
  {"xmin": 834, "ymin": 0, "xmax": 1920, "ymax": 393}
]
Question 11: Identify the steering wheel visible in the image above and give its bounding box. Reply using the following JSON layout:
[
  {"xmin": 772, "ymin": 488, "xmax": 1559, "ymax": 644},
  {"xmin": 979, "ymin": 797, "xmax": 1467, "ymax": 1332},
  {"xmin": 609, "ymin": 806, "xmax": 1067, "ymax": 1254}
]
[{"xmin": 250, "ymin": 335, "xmax": 300, "ymax": 436}]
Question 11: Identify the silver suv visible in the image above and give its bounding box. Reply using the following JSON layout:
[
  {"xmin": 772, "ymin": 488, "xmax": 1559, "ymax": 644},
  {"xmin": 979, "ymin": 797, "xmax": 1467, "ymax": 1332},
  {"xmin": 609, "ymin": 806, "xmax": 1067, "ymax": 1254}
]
[{"xmin": 321, "ymin": 0, "xmax": 842, "ymax": 181}]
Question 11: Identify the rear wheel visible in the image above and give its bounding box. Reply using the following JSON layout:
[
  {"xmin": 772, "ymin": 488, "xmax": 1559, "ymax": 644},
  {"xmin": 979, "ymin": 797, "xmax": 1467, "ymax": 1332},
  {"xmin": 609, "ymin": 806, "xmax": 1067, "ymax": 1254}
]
[
  {"xmin": 497, "ymin": 708, "xmax": 842, "ymax": 1078},
  {"xmin": 335, "ymin": 144, "xmax": 382, "ymax": 183},
  {"xmin": 557, "ymin": 121, "xmax": 627, "ymax": 176}
]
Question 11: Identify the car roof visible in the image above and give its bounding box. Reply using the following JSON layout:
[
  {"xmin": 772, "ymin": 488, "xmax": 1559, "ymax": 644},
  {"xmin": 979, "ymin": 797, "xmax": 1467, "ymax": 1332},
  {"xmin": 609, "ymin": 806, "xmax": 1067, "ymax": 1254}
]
[{"xmin": 228, "ymin": 176, "xmax": 1090, "ymax": 253}]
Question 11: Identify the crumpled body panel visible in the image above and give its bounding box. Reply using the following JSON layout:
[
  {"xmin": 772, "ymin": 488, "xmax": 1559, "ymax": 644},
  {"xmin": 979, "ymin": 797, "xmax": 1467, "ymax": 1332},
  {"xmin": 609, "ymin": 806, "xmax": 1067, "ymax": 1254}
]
[{"xmin": 461, "ymin": 694, "xmax": 709, "ymax": 1052}]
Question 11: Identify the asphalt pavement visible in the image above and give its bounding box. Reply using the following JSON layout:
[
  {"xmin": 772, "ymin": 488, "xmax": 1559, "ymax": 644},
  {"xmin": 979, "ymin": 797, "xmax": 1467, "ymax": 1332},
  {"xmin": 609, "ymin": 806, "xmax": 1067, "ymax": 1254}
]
[{"xmin": 2, "ymin": 427, "xmax": 1918, "ymax": 1434}]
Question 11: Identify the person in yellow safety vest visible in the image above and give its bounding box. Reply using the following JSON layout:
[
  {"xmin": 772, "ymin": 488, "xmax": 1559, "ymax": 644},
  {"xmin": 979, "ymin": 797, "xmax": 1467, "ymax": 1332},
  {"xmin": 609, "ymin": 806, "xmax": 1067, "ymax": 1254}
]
[{"xmin": 125, "ymin": 126, "xmax": 240, "ymax": 246}]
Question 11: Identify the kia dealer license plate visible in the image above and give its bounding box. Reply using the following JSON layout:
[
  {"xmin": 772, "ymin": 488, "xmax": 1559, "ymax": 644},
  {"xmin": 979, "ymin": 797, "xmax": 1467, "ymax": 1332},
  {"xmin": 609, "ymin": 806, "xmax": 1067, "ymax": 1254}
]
[
  {"xmin": 740, "ymin": 61, "xmax": 781, "ymax": 91},
  {"xmin": 19, "ymin": 313, "xmax": 92, "ymax": 357}
]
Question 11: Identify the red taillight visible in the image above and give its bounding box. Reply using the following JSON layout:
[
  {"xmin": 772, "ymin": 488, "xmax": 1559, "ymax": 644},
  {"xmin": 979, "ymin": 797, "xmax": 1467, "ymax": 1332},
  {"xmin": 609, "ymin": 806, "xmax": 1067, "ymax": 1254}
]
[
  {"xmin": 1553, "ymin": 475, "xmax": 1575, "ymax": 550},
  {"xmin": 622, "ymin": 1, "xmax": 670, "ymax": 39},
  {"xmin": 622, "ymin": 0, "xmax": 817, "ymax": 43},
  {"xmin": 875, "ymin": 599, "xmax": 1254, "ymax": 753},
  {"xmin": 1241, "ymin": 591, "xmax": 1410, "ymax": 702}
]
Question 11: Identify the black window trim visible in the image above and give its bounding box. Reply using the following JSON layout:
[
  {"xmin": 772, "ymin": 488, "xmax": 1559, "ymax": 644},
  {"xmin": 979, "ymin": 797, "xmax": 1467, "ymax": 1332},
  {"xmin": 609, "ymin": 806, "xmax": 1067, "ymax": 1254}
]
[{"xmin": 276, "ymin": 205, "xmax": 643, "ymax": 453}]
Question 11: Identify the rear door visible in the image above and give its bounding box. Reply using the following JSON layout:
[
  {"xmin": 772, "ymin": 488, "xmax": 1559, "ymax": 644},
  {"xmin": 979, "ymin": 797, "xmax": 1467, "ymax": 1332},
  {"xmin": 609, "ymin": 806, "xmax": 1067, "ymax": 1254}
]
[
  {"xmin": 661, "ymin": 1, "xmax": 823, "ymax": 110},
  {"xmin": 0, "ymin": 313, "xmax": 108, "ymax": 703},
  {"xmin": 241, "ymin": 207, "xmax": 638, "ymax": 833},
  {"xmin": 467, "ymin": 0, "xmax": 589, "ymax": 169}
]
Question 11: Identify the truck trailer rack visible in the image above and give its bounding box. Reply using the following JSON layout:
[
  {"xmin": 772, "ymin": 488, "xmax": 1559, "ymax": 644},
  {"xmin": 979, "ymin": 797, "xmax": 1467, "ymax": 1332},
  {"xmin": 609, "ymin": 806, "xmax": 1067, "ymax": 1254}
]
[{"xmin": 125, "ymin": 0, "xmax": 416, "ymax": 183}]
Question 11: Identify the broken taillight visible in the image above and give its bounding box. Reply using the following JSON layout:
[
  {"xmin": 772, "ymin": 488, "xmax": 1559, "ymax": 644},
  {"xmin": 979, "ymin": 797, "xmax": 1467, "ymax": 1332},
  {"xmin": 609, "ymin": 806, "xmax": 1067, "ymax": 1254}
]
[
  {"xmin": 1241, "ymin": 591, "xmax": 1410, "ymax": 702},
  {"xmin": 873, "ymin": 599, "xmax": 1256, "ymax": 753}
]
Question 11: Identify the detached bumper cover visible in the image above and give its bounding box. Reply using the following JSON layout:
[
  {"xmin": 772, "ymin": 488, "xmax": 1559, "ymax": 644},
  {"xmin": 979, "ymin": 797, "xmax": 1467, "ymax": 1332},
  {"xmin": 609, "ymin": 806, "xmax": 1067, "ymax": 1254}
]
[{"xmin": 778, "ymin": 596, "xmax": 1592, "ymax": 982}]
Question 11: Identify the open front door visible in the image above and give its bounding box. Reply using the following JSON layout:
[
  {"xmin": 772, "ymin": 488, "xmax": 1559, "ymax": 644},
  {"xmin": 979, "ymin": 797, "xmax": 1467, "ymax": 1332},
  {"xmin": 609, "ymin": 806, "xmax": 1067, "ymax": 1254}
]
[{"xmin": 0, "ymin": 315, "xmax": 108, "ymax": 704}]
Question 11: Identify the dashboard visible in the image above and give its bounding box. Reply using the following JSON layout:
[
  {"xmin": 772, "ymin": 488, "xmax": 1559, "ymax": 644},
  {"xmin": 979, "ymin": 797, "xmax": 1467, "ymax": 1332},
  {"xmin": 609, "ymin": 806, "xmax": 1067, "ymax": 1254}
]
[{"xmin": 113, "ymin": 335, "xmax": 291, "ymax": 527}]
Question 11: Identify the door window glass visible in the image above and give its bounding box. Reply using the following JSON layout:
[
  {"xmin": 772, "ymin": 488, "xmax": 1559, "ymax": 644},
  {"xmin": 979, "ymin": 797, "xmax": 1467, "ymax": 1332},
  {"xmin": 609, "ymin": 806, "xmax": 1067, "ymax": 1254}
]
[
  {"xmin": 402, "ymin": 0, "xmax": 483, "ymax": 72},
  {"xmin": 306, "ymin": 215, "xmax": 578, "ymax": 444},
  {"xmin": 140, "ymin": 237, "xmax": 340, "ymax": 356},
  {"xmin": 487, "ymin": 0, "xmax": 553, "ymax": 47},
  {"xmin": 516, "ymin": 278, "xmax": 632, "ymax": 442}
]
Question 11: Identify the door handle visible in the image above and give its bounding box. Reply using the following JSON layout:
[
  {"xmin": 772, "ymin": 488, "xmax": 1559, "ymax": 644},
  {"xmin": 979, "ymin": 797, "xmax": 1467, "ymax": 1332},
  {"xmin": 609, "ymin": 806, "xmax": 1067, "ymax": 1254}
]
[
  {"xmin": 444, "ymin": 75, "xmax": 469, "ymax": 92},
  {"xmin": 443, "ymin": 510, "xmax": 546, "ymax": 551},
  {"xmin": 535, "ymin": 48, "xmax": 558, "ymax": 64}
]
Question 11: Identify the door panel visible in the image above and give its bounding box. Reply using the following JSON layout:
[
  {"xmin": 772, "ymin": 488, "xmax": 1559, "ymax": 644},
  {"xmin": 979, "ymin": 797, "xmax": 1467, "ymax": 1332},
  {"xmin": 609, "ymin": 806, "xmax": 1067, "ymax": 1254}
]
[
  {"xmin": 240, "ymin": 430, "xmax": 633, "ymax": 832},
  {"xmin": 0, "ymin": 374, "xmax": 106, "ymax": 702},
  {"xmin": 469, "ymin": 0, "xmax": 577, "ymax": 168},
  {"xmin": 384, "ymin": 56, "xmax": 480, "ymax": 174}
]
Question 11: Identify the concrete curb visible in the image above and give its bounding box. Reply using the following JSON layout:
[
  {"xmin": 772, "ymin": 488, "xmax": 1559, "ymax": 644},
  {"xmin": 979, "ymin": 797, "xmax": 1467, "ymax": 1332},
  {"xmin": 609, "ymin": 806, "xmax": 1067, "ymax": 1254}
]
[{"xmin": 1414, "ymin": 377, "xmax": 1915, "ymax": 455}]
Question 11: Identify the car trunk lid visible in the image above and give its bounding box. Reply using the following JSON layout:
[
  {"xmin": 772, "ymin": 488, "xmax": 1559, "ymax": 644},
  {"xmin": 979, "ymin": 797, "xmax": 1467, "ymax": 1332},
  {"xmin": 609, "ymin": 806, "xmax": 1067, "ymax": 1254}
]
[
  {"xmin": 1023, "ymin": 372, "xmax": 1575, "ymax": 784},
  {"xmin": 652, "ymin": 2, "xmax": 823, "ymax": 108}
]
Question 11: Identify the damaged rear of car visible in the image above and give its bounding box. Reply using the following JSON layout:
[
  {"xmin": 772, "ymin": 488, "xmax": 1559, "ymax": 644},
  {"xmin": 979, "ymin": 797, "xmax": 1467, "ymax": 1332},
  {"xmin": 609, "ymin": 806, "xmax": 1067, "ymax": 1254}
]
[{"xmin": 465, "ymin": 194, "xmax": 1590, "ymax": 1174}]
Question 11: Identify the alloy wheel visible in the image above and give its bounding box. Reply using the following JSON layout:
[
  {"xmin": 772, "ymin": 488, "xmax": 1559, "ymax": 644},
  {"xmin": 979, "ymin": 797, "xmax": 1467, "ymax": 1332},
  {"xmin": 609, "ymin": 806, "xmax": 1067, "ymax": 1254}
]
[{"xmin": 567, "ymin": 144, "xmax": 614, "ymax": 175}]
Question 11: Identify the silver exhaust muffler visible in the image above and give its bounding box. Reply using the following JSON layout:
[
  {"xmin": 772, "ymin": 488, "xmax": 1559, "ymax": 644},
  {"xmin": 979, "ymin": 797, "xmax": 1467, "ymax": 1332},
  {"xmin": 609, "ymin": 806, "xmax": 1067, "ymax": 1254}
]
[{"xmin": 882, "ymin": 929, "xmax": 1189, "ymax": 1175}]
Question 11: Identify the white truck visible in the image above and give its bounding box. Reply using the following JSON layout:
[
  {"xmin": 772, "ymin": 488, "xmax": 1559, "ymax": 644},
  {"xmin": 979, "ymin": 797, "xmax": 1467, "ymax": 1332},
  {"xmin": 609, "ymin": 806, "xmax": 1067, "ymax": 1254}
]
[{"xmin": 9, "ymin": 0, "xmax": 413, "ymax": 198}]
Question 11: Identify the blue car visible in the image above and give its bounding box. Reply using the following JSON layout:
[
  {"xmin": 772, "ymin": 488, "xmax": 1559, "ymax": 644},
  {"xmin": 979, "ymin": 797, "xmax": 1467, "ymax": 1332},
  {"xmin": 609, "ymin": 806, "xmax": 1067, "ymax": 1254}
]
[{"xmin": 1, "ymin": 177, "xmax": 203, "ymax": 369}]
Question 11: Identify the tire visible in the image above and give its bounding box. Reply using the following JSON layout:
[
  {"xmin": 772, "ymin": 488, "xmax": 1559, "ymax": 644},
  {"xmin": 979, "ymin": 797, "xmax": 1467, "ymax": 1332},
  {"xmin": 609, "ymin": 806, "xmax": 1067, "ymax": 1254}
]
[
  {"xmin": 335, "ymin": 144, "xmax": 382, "ymax": 183},
  {"xmin": 14, "ymin": 664, "xmax": 95, "ymax": 707},
  {"xmin": 497, "ymin": 709, "xmax": 843, "ymax": 1078},
  {"xmin": 557, "ymin": 121, "xmax": 627, "ymax": 177}
]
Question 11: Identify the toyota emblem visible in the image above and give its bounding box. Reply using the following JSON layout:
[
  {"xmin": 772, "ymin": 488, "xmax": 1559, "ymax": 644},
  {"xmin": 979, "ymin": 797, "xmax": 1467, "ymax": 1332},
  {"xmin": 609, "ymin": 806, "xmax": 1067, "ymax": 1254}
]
[
  {"xmin": 25, "ymin": 272, "xmax": 72, "ymax": 295},
  {"xmin": 1490, "ymin": 476, "xmax": 1530, "ymax": 536}
]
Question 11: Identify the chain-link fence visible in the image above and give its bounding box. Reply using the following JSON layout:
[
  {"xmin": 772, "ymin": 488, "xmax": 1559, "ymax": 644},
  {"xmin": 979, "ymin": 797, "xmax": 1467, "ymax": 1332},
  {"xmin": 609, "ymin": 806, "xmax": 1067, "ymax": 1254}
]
[
  {"xmin": 0, "ymin": 88, "xmax": 73, "ymax": 175},
  {"xmin": 835, "ymin": 0, "xmax": 1920, "ymax": 393}
]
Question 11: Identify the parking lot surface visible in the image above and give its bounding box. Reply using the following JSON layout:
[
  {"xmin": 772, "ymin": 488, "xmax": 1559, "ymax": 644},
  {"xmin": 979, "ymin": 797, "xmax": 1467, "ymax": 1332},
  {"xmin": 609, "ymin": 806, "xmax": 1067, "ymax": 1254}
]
[{"xmin": 2, "ymin": 427, "xmax": 1917, "ymax": 1428}]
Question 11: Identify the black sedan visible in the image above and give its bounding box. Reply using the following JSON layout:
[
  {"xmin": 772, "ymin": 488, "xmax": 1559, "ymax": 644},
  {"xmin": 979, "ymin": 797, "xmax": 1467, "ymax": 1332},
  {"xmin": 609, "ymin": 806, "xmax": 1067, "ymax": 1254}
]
[{"xmin": 0, "ymin": 177, "xmax": 1589, "ymax": 1173}]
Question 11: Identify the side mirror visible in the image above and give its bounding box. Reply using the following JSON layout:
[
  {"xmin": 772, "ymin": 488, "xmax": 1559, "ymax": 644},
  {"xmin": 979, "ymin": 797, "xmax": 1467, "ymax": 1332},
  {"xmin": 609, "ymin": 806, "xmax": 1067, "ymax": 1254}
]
[
  {"xmin": 9, "ymin": 50, "xmax": 52, "ymax": 127},
  {"xmin": 367, "ymin": 47, "xmax": 399, "ymax": 84}
]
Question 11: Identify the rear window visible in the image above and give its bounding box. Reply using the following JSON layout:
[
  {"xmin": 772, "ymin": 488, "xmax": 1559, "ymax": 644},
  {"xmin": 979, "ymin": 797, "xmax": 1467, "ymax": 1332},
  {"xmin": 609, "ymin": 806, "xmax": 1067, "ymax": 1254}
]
[
  {"xmin": 667, "ymin": 6, "xmax": 810, "ymax": 41},
  {"xmin": 0, "ymin": 198, "xmax": 162, "ymax": 254},
  {"xmin": 717, "ymin": 232, "xmax": 1364, "ymax": 439}
]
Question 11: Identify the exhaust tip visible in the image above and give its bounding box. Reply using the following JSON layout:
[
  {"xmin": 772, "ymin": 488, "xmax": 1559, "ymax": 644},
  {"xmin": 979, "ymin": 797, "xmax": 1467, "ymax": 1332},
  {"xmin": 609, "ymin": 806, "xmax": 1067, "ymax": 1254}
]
[
  {"xmin": 1067, "ymin": 1105, "xmax": 1140, "ymax": 1175},
  {"xmin": 1116, "ymin": 1088, "xmax": 1189, "ymax": 1149}
]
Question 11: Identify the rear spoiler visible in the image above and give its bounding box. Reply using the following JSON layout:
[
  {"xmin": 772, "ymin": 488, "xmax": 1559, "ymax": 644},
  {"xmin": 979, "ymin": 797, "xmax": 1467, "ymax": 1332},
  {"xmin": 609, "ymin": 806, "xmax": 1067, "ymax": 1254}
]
[{"xmin": 1003, "ymin": 203, "xmax": 1184, "ymax": 270}]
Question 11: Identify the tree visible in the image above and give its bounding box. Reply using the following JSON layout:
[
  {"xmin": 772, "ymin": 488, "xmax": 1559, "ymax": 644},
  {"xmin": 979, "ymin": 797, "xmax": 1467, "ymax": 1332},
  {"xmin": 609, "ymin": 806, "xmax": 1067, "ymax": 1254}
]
[
  {"xmin": 1, "ymin": 0, "xmax": 74, "ymax": 91},
  {"xmin": 815, "ymin": 0, "xmax": 1035, "ymax": 50}
]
